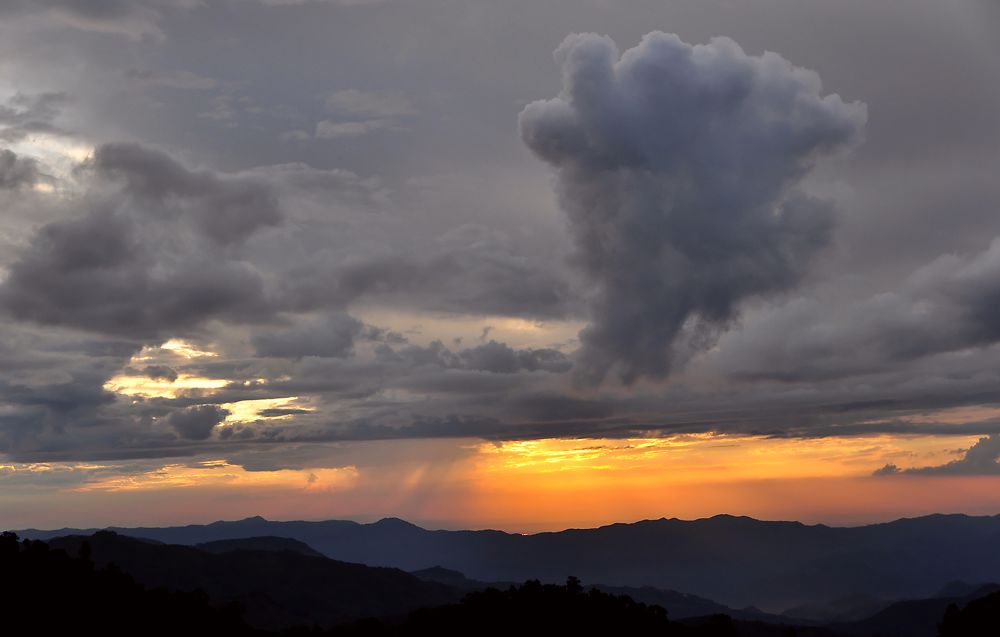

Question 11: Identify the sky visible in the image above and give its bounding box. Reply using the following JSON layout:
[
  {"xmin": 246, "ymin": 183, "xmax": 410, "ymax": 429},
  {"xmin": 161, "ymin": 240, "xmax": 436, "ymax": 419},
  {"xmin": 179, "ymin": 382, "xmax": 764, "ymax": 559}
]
[{"xmin": 2, "ymin": 0, "xmax": 1000, "ymax": 532}]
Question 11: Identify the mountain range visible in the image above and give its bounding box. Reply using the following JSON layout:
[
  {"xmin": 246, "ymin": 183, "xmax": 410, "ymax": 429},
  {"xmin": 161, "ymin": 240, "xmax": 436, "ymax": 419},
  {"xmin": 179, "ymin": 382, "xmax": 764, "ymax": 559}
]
[{"xmin": 21, "ymin": 513, "xmax": 1000, "ymax": 611}]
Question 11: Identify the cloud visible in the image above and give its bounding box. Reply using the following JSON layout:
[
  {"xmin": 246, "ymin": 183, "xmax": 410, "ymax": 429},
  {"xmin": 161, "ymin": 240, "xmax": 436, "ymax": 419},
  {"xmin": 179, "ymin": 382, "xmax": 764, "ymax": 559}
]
[
  {"xmin": 279, "ymin": 224, "xmax": 576, "ymax": 319},
  {"xmin": 139, "ymin": 365, "xmax": 178, "ymax": 382},
  {"xmin": 325, "ymin": 89, "xmax": 412, "ymax": 119},
  {"xmin": 457, "ymin": 340, "xmax": 571, "ymax": 374},
  {"xmin": 520, "ymin": 32, "xmax": 866, "ymax": 385},
  {"xmin": 0, "ymin": 0, "xmax": 174, "ymax": 40},
  {"xmin": 253, "ymin": 313, "xmax": 364, "ymax": 358},
  {"xmin": 0, "ymin": 143, "xmax": 281, "ymax": 339},
  {"xmin": 83, "ymin": 143, "xmax": 283, "ymax": 244},
  {"xmin": 874, "ymin": 434, "xmax": 1000, "ymax": 476},
  {"xmin": 315, "ymin": 119, "xmax": 394, "ymax": 139},
  {"xmin": 375, "ymin": 339, "xmax": 570, "ymax": 374},
  {"xmin": 0, "ymin": 149, "xmax": 40, "ymax": 189},
  {"xmin": 0, "ymin": 92, "xmax": 69, "ymax": 143},
  {"xmin": 124, "ymin": 68, "xmax": 219, "ymax": 91},
  {"xmin": 713, "ymin": 236, "xmax": 1000, "ymax": 382},
  {"xmin": 314, "ymin": 89, "xmax": 412, "ymax": 140},
  {"xmin": 258, "ymin": 0, "xmax": 387, "ymax": 5},
  {"xmin": 168, "ymin": 405, "xmax": 230, "ymax": 440}
]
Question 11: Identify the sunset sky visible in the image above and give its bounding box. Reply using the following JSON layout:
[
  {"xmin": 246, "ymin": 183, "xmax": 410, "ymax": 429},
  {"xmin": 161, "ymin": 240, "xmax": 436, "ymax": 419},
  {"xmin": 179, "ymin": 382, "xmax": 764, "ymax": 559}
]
[{"xmin": 2, "ymin": 0, "xmax": 1000, "ymax": 532}]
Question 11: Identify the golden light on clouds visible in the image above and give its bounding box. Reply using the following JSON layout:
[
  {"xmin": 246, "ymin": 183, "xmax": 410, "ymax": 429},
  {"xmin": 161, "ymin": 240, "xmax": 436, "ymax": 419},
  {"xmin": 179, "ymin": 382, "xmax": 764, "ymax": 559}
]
[
  {"xmin": 102, "ymin": 338, "xmax": 315, "ymax": 424},
  {"xmin": 221, "ymin": 396, "xmax": 314, "ymax": 423},
  {"xmin": 475, "ymin": 434, "xmax": 976, "ymax": 481},
  {"xmin": 0, "ymin": 462, "xmax": 110, "ymax": 475},
  {"xmin": 104, "ymin": 338, "xmax": 227, "ymax": 398},
  {"xmin": 103, "ymin": 373, "xmax": 228, "ymax": 399},
  {"xmin": 74, "ymin": 459, "xmax": 358, "ymax": 494},
  {"xmin": 154, "ymin": 338, "xmax": 219, "ymax": 359}
]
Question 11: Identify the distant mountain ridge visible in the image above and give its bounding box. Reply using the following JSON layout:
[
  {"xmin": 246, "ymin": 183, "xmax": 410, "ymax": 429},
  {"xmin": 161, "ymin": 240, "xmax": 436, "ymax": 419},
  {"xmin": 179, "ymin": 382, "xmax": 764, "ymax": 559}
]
[
  {"xmin": 835, "ymin": 584, "xmax": 1000, "ymax": 637},
  {"xmin": 195, "ymin": 535, "xmax": 324, "ymax": 557},
  {"xmin": 18, "ymin": 512, "xmax": 1000, "ymax": 611}
]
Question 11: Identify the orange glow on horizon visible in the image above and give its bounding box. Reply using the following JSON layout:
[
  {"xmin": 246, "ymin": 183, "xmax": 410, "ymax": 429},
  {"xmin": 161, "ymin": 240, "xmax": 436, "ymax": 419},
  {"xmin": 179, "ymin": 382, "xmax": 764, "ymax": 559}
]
[{"xmin": 5, "ymin": 432, "xmax": 999, "ymax": 532}]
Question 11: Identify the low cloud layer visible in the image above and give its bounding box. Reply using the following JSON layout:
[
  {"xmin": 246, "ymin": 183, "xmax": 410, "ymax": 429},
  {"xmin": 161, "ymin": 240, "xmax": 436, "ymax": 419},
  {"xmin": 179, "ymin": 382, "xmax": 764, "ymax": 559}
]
[
  {"xmin": 876, "ymin": 434, "xmax": 1000, "ymax": 476},
  {"xmin": 520, "ymin": 32, "xmax": 866, "ymax": 385},
  {"xmin": 713, "ymin": 237, "xmax": 1000, "ymax": 382}
]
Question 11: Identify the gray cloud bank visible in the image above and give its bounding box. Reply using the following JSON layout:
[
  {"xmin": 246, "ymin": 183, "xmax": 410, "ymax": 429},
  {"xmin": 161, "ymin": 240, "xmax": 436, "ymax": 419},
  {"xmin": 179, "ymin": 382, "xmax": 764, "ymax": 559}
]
[
  {"xmin": 1, "ymin": 0, "xmax": 1000, "ymax": 474},
  {"xmin": 0, "ymin": 149, "xmax": 40, "ymax": 189}
]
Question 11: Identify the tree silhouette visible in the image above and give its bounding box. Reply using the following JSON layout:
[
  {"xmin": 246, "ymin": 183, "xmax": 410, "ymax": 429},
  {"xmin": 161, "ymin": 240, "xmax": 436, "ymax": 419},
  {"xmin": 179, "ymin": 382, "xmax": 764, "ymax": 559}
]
[{"xmin": 939, "ymin": 592, "xmax": 1000, "ymax": 636}]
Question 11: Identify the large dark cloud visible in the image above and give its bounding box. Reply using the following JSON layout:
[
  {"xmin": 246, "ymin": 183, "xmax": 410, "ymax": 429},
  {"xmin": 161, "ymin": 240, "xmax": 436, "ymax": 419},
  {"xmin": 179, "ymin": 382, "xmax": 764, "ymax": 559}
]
[
  {"xmin": 0, "ymin": 149, "xmax": 40, "ymax": 189},
  {"xmin": 375, "ymin": 339, "xmax": 570, "ymax": 374},
  {"xmin": 167, "ymin": 405, "xmax": 229, "ymax": 441},
  {"xmin": 83, "ymin": 143, "xmax": 283, "ymax": 245},
  {"xmin": 520, "ymin": 32, "xmax": 866, "ymax": 385},
  {"xmin": 253, "ymin": 313, "xmax": 364, "ymax": 358},
  {"xmin": 0, "ymin": 143, "xmax": 280, "ymax": 340}
]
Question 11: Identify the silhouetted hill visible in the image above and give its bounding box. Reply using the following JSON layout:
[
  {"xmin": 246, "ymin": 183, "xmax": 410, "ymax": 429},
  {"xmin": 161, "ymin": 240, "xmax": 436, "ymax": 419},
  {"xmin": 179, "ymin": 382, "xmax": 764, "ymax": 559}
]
[
  {"xmin": 22, "ymin": 513, "xmax": 1000, "ymax": 610},
  {"xmin": 935, "ymin": 581, "xmax": 988, "ymax": 599},
  {"xmin": 0, "ymin": 532, "xmax": 256, "ymax": 636},
  {"xmin": 598, "ymin": 584, "xmax": 793, "ymax": 623},
  {"xmin": 409, "ymin": 564, "xmax": 784, "ymax": 622},
  {"xmin": 196, "ymin": 536, "xmax": 324, "ymax": 558},
  {"xmin": 939, "ymin": 590, "xmax": 1000, "ymax": 637},
  {"xmin": 411, "ymin": 565, "xmax": 494, "ymax": 590},
  {"xmin": 10, "ymin": 529, "xmax": 996, "ymax": 636},
  {"xmin": 327, "ymin": 578, "xmax": 740, "ymax": 637},
  {"xmin": 47, "ymin": 531, "xmax": 460, "ymax": 630},
  {"xmin": 0, "ymin": 532, "xmax": 752, "ymax": 636},
  {"xmin": 783, "ymin": 594, "xmax": 890, "ymax": 623},
  {"xmin": 836, "ymin": 585, "xmax": 1000, "ymax": 637}
]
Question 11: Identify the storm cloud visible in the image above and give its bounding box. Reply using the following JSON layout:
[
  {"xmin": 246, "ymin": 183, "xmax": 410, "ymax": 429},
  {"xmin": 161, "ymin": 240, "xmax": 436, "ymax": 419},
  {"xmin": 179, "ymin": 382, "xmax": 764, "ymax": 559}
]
[
  {"xmin": 0, "ymin": 143, "xmax": 280, "ymax": 340},
  {"xmin": 520, "ymin": 32, "xmax": 866, "ymax": 385},
  {"xmin": 168, "ymin": 405, "xmax": 230, "ymax": 441},
  {"xmin": 0, "ymin": 149, "xmax": 40, "ymax": 189},
  {"xmin": 253, "ymin": 313, "xmax": 364, "ymax": 358}
]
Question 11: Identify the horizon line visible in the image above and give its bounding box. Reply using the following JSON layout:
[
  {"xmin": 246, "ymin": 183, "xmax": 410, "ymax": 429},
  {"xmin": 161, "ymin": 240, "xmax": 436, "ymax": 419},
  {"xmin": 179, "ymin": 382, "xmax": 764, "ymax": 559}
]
[{"xmin": 12, "ymin": 509, "xmax": 1000, "ymax": 536}]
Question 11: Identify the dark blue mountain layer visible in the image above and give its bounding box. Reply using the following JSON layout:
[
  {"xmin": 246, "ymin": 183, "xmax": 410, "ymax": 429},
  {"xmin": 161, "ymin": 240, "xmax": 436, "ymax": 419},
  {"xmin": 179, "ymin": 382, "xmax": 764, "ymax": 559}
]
[{"xmin": 20, "ymin": 512, "xmax": 1000, "ymax": 611}]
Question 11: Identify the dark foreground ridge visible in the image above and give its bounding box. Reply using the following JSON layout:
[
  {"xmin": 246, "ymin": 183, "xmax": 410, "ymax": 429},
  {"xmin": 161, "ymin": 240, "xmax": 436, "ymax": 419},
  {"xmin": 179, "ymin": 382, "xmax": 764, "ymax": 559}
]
[
  {"xmin": 4, "ymin": 530, "xmax": 1000, "ymax": 636},
  {"xmin": 0, "ymin": 532, "xmax": 744, "ymax": 636},
  {"xmin": 45, "ymin": 530, "xmax": 459, "ymax": 629}
]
